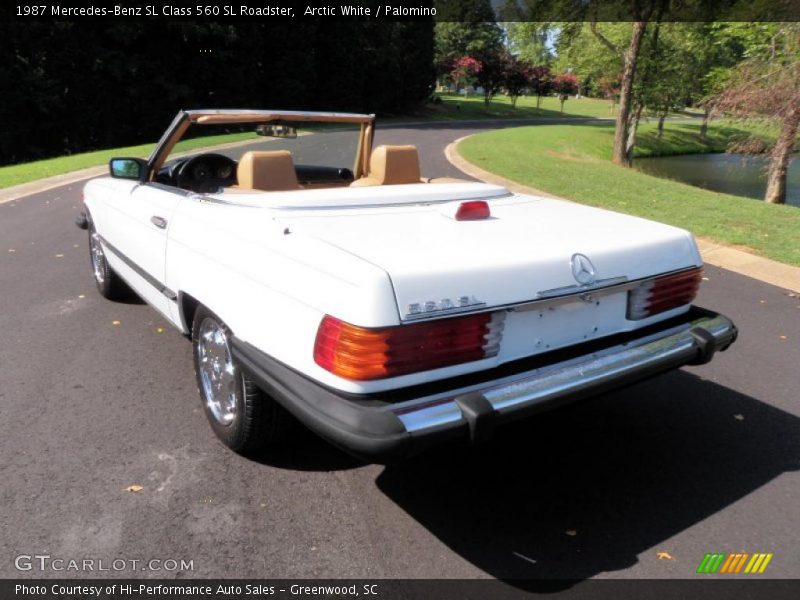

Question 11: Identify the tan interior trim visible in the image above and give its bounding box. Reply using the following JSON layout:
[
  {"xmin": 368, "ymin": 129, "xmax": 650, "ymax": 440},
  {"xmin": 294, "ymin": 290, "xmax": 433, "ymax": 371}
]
[
  {"xmin": 193, "ymin": 113, "xmax": 372, "ymax": 125},
  {"xmin": 351, "ymin": 145, "xmax": 422, "ymax": 187},
  {"xmin": 237, "ymin": 150, "xmax": 301, "ymax": 192}
]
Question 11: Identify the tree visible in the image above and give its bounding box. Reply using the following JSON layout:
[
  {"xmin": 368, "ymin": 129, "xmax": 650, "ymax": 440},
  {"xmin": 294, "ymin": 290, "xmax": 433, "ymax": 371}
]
[
  {"xmin": 474, "ymin": 49, "xmax": 507, "ymax": 106},
  {"xmin": 450, "ymin": 56, "xmax": 482, "ymax": 94},
  {"xmin": 504, "ymin": 54, "xmax": 532, "ymax": 108},
  {"xmin": 553, "ymin": 72, "xmax": 579, "ymax": 113},
  {"xmin": 597, "ymin": 73, "xmax": 621, "ymax": 114},
  {"xmin": 590, "ymin": 20, "xmax": 650, "ymax": 166},
  {"xmin": 434, "ymin": 1, "xmax": 503, "ymax": 83},
  {"xmin": 528, "ymin": 65, "xmax": 553, "ymax": 110},
  {"xmin": 504, "ymin": 22, "xmax": 553, "ymax": 65},
  {"xmin": 711, "ymin": 23, "xmax": 800, "ymax": 204}
]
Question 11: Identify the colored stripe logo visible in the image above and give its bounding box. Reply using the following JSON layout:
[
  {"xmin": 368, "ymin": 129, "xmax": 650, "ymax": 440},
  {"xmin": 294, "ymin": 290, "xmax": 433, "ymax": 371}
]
[{"xmin": 697, "ymin": 552, "xmax": 773, "ymax": 574}]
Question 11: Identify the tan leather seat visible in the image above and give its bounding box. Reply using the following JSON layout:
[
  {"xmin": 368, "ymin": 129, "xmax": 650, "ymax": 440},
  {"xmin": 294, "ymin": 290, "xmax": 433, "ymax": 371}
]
[
  {"xmin": 237, "ymin": 150, "xmax": 301, "ymax": 191},
  {"xmin": 351, "ymin": 145, "xmax": 422, "ymax": 186}
]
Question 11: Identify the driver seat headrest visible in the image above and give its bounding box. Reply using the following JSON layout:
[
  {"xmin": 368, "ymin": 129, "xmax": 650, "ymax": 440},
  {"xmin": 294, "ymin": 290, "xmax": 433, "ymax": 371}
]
[
  {"xmin": 237, "ymin": 150, "xmax": 301, "ymax": 191},
  {"xmin": 350, "ymin": 145, "xmax": 422, "ymax": 186}
]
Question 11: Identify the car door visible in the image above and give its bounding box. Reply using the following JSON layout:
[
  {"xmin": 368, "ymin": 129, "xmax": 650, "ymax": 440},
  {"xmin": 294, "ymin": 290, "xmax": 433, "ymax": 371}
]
[{"xmin": 102, "ymin": 182, "xmax": 184, "ymax": 318}]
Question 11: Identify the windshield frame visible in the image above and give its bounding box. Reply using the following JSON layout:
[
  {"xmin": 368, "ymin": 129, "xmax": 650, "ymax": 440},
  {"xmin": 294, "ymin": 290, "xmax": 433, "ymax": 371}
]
[{"xmin": 146, "ymin": 109, "xmax": 375, "ymax": 182}]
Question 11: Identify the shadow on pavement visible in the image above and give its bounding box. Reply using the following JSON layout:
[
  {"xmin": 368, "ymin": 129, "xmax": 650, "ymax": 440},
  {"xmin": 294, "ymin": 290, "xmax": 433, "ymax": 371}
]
[
  {"xmin": 249, "ymin": 421, "xmax": 364, "ymax": 472},
  {"xmin": 375, "ymin": 370, "xmax": 800, "ymax": 591}
]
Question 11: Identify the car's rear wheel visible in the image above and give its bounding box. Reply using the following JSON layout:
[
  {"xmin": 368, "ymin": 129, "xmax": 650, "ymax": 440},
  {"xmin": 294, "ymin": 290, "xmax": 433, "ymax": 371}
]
[
  {"xmin": 88, "ymin": 224, "xmax": 130, "ymax": 300},
  {"xmin": 191, "ymin": 305, "xmax": 292, "ymax": 454}
]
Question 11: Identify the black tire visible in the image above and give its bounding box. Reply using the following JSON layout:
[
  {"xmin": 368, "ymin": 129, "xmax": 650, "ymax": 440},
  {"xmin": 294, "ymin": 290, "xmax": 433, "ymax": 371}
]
[
  {"xmin": 88, "ymin": 224, "xmax": 130, "ymax": 300},
  {"xmin": 191, "ymin": 304, "xmax": 292, "ymax": 454}
]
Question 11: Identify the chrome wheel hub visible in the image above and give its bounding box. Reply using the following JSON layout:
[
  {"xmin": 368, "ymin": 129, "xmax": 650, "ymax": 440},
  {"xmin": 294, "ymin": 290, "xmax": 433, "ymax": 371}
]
[
  {"xmin": 90, "ymin": 232, "xmax": 105, "ymax": 284},
  {"xmin": 197, "ymin": 318, "xmax": 238, "ymax": 427}
]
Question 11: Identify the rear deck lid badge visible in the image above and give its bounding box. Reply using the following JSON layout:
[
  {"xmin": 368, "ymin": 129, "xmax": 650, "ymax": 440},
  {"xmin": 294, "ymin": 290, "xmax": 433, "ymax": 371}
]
[{"xmin": 571, "ymin": 253, "xmax": 596, "ymax": 285}]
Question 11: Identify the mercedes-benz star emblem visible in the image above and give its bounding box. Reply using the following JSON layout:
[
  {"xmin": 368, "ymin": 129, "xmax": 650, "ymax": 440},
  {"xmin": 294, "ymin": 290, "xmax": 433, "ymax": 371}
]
[{"xmin": 571, "ymin": 253, "xmax": 596, "ymax": 285}]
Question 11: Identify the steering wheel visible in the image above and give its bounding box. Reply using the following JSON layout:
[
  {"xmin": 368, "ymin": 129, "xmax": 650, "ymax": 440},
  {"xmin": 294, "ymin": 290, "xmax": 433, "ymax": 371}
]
[{"xmin": 175, "ymin": 153, "xmax": 237, "ymax": 193}]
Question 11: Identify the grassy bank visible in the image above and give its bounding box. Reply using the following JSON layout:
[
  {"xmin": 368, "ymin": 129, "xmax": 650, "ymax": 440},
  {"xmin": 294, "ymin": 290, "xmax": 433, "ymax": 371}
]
[{"xmin": 459, "ymin": 121, "xmax": 800, "ymax": 266}]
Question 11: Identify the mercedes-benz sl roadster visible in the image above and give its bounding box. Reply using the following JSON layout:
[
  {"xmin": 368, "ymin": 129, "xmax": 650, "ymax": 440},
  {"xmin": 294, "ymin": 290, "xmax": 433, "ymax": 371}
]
[{"xmin": 77, "ymin": 109, "xmax": 737, "ymax": 462}]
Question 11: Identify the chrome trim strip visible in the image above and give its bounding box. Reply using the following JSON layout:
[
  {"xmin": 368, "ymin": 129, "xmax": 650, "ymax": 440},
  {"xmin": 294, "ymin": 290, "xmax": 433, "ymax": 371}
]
[
  {"xmin": 403, "ymin": 301, "xmax": 488, "ymax": 322},
  {"xmin": 535, "ymin": 276, "xmax": 629, "ymax": 299},
  {"xmin": 98, "ymin": 235, "xmax": 177, "ymax": 301},
  {"xmin": 391, "ymin": 313, "xmax": 735, "ymax": 433},
  {"xmin": 396, "ymin": 266, "xmax": 702, "ymax": 323}
]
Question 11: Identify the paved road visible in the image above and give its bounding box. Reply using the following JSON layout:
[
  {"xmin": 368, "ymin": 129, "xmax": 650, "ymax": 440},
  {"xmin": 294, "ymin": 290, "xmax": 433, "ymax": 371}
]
[{"xmin": 0, "ymin": 123, "xmax": 798, "ymax": 587}]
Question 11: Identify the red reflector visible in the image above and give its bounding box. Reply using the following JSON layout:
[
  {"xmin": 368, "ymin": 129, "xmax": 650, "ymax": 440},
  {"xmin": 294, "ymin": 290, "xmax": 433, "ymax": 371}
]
[
  {"xmin": 314, "ymin": 312, "xmax": 499, "ymax": 381},
  {"xmin": 455, "ymin": 200, "xmax": 490, "ymax": 221}
]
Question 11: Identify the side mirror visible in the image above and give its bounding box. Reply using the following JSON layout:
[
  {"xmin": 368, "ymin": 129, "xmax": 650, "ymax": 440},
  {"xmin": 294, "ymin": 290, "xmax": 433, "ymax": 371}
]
[
  {"xmin": 109, "ymin": 157, "xmax": 148, "ymax": 180},
  {"xmin": 256, "ymin": 123, "xmax": 298, "ymax": 138}
]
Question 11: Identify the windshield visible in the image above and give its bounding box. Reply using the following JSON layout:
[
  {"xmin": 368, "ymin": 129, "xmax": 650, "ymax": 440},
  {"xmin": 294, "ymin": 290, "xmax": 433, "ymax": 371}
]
[{"xmin": 155, "ymin": 120, "xmax": 364, "ymax": 193}]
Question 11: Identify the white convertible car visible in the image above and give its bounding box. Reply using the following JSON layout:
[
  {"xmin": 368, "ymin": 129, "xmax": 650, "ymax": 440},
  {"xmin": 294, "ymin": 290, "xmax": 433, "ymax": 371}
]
[{"xmin": 78, "ymin": 109, "xmax": 737, "ymax": 462}]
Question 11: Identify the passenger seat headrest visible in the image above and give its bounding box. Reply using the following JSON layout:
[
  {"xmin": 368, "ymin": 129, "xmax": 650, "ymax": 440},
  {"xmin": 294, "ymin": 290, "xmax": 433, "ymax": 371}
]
[{"xmin": 353, "ymin": 145, "xmax": 421, "ymax": 186}]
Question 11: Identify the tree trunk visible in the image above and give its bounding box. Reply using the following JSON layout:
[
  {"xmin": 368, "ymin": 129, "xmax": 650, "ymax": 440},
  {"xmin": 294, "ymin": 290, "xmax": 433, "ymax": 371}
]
[
  {"xmin": 560, "ymin": 98, "xmax": 565, "ymax": 114},
  {"xmin": 657, "ymin": 112, "xmax": 666, "ymax": 138},
  {"xmin": 700, "ymin": 106, "xmax": 710, "ymax": 141},
  {"xmin": 764, "ymin": 105, "xmax": 799, "ymax": 204},
  {"xmin": 611, "ymin": 22, "xmax": 648, "ymax": 166},
  {"xmin": 624, "ymin": 102, "xmax": 644, "ymax": 166},
  {"xmin": 536, "ymin": 94, "xmax": 541, "ymax": 110}
]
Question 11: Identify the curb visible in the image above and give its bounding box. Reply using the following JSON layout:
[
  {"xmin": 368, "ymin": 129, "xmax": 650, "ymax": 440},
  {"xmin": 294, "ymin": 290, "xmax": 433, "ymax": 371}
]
[{"xmin": 446, "ymin": 136, "xmax": 800, "ymax": 295}]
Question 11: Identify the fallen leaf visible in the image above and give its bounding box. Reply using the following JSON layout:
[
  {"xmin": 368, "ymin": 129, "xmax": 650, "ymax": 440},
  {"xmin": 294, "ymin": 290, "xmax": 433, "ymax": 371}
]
[
  {"xmin": 779, "ymin": 335, "xmax": 788, "ymax": 340},
  {"xmin": 565, "ymin": 530, "xmax": 577, "ymax": 537},
  {"xmin": 759, "ymin": 300, "xmax": 766, "ymax": 304},
  {"xmin": 112, "ymin": 320, "xmax": 121, "ymax": 326},
  {"xmin": 73, "ymin": 244, "xmax": 79, "ymax": 248},
  {"xmin": 702, "ymin": 277, "xmax": 710, "ymax": 281},
  {"xmin": 78, "ymin": 294, "xmax": 85, "ymax": 299},
  {"xmin": 156, "ymin": 327, "xmax": 165, "ymax": 333},
  {"xmin": 8, "ymin": 249, "xmax": 15, "ymax": 253},
  {"xmin": 657, "ymin": 551, "xmax": 674, "ymax": 560},
  {"xmin": 125, "ymin": 485, "xmax": 143, "ymax": 493},
  {"xmin": 55, "ymin": 254, "xmax": 64, "ymax": 258},
  {"xmin": 734, "ymin": 414, "xmax": 744, "ymax": 421}
]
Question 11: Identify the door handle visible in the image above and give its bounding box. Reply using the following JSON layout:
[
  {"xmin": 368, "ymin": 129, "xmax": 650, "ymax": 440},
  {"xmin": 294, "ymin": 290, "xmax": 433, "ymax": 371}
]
[{"xmin": 151, "ymin": 216, "xmax": 167, "ymax": 229}]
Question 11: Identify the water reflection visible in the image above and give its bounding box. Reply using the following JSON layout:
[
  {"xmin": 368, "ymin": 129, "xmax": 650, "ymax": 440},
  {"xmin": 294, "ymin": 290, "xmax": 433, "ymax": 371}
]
[{"xmin": 635, "ymin": 153, "xmax": 799, "ymax": 207}]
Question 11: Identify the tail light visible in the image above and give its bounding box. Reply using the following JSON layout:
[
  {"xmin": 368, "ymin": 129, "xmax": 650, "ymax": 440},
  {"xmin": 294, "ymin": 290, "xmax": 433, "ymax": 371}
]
[
  {"xmin": 314, "ymin": 312, "xmax": 505, "ymax": 381},
  {"xmin": 627, "ymin": 267, "xmax": 703, "ymax": 320}
]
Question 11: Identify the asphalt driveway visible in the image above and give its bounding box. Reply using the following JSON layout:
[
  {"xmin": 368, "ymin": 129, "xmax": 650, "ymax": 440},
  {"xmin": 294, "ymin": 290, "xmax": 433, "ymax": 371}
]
[{"xmin": 0, "ymin": 122, "xmax": 798, "ymax": 586}]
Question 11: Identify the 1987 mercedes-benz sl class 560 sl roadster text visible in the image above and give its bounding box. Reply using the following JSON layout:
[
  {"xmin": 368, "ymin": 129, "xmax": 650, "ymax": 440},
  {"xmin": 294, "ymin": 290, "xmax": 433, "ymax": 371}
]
[{"xmin": 77, "ymin": 109, "xmax": 737, "ymax": 462}]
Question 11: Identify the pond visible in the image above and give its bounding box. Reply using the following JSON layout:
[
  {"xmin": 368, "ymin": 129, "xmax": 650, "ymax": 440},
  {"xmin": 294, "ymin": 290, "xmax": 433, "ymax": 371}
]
[{"xmin": 634, "ymin": 153, "xmax": 799, "ymax": 207}]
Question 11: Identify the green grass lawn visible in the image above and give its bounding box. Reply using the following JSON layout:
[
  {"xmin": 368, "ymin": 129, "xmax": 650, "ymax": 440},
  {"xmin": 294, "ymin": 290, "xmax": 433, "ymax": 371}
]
[
  {"xmin": 0, "ymin": 131, "xmax": 257, "ymax": 189},
  {"xmin": 459, "ymin": 121, "xmax": 800, "ymax": 267},
  {"xmin": 418, "ymin": 93, "xmax": 625, "ymax": 121}
]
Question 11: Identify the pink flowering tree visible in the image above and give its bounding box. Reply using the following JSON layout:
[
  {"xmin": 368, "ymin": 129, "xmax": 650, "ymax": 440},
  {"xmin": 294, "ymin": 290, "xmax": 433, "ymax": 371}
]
[
  {"xmin": 450, "ymin": 56, "xmax": 482, "ymax": 94},
  {"xmin": 553, "ymin": 72, "xmax": 579, "ymax": 114}
]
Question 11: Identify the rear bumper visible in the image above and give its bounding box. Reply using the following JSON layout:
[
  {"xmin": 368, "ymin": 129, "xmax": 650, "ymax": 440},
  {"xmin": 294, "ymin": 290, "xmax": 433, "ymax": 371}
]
[{"xmin": 232, "ymin": 307, "xmax": 737, "ymax": 463}]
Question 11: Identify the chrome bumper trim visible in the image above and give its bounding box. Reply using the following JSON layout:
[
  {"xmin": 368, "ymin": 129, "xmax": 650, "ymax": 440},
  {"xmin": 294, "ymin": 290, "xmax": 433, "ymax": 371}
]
[{"xmin": 392, "ymin": 312, "xmax": 736, "ymax": 434}]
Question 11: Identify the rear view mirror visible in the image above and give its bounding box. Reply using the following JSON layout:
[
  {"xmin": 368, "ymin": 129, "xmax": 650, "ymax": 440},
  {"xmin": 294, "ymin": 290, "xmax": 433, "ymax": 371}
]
[
  {"xmin": 109, "ymin": 157, "xmax": 147, "ymax": 180},
  {"xmin": 256, "ymin": 124, "xmax": 298, "ymax": 138}
]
